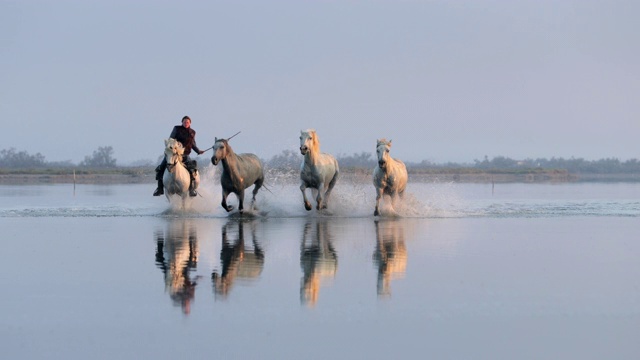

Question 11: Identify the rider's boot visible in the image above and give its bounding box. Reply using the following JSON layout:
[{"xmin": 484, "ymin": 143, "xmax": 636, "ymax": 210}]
[
  {"xmin": 189, "ymin": 173, "xmax": 198, "ymax": 196},
  {"xmin": 153, "ymin": 170, "xmax": 164, "ymax": 196},
  {"xmin": 153, "ymin": 179, "xmax": 164, "ymax": 196},
  {"xmin": 189, "ymin": 178, "xmax": 197, "ymax": 197}
]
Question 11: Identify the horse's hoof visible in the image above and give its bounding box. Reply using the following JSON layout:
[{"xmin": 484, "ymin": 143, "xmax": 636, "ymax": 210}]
[
  {"xmin": 224, "ymin": 206, "xmax": 233, "ymax": 212},
  {"xmin": 374, "ymin": 210, "xmax": 380, "ymax": 216},
  {"xmin": 304, "ymin": 203, "xmax": 312, "ymax": 211}
]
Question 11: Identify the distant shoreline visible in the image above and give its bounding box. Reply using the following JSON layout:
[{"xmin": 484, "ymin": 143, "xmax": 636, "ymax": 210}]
[
  {"xmin": 1, "ymin": 168, "xmax": 639, "ymax": 184},
  {"xmin": 0, "ymin": 173, "xmax": 155, "ymax": 185}
]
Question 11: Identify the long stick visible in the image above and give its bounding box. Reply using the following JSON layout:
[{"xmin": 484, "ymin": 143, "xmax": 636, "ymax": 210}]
[
  {"xmin": 226, "ymin": 131, "xmax": 241, "ymax": 141},
  {"xmin": 201, "ymin": 131, "xmax": 242, "ymax": 153}
]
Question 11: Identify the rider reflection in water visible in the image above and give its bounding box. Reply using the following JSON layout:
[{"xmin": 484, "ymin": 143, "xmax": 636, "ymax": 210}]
[
  {"xmin": 153, "ymin": 116, "xmax": 205, "ymax": 197},
  {"xmin": 155, "ymin": 220, "xmax": 200, "ymax": 315}
]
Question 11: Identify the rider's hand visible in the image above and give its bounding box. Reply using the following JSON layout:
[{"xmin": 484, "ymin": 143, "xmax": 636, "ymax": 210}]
[{"xmin": 198, "ymin": 150, "xmax": 204, "ymax": 155}]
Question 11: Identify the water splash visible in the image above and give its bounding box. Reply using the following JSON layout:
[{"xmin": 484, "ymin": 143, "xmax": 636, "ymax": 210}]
[{"xmin": 1, "ymin": 175, "xmax": 639, "ymax": 218}]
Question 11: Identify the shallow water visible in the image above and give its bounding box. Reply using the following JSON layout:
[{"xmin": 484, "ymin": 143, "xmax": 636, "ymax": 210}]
[{"xmin": 1, "ymin": 180, "xmax": 639, "ymax": 359}]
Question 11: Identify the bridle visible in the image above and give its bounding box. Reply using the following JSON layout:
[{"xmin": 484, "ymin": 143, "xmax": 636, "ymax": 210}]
[{"xmin": 166, "ymin": 150, "xmax": 182, "ymax": 172}]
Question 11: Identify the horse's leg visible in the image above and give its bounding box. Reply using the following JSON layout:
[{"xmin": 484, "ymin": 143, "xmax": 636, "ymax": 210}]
[
  {"xmin": 322, "ymin": 171, "xmax": 339, "ymax": 210},
  {"xmin": 237, "ymin": 190, "xmax": 245, "ymax": 214},
  {"xmin": 374, "ymin": 187, "xmax": 383, "ymax": 216},
  {"xmin": 251, "ymin": 178, "xmax": 263, "ymax": 210},
  {"xmin": 221, "ymin": 189, "xmax": 233, "ymax": 212},
  {"xmin": 399, "ymin": 188, "xmax": 406, "ymax": 200},
  {"xmin": 389, "ymin": 190, "xmax": 398, "ymax": 214},
  {"xmin": 392, "ymin": 188, "xmax": 406, "ymax": 215},
  {"xmin": 300, "ymin": 183, "xmax": 312, "ymax": 211},
  {"xmin": 315, "ymin": 181, "xmax": 326, "ymax": 210}
]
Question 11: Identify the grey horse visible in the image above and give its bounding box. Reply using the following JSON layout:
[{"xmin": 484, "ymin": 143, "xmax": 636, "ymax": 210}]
[{"xmin": 211, "ymin": 138, "xmax": 264, "ymax": 214}]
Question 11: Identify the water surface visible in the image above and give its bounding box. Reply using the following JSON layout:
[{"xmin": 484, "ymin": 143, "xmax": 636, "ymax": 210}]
[{"xmin": 1, "ymin": 181, "xmax": 639, "ymax": 359}]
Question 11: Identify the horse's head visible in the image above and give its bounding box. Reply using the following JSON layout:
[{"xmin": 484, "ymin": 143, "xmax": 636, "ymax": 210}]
[
  {"xmin": 211, "ymin": 138, "xmax": 229, "ymax": 166},
  {"xmin": 300, "ymin": 129, "xmax": 318, "ymax": 155},
  {"xmin": 376, "ymin": 139, "xmax": 392, "ymax": 168},
  {"xmin": 164, "ymin": 138, "xmax": 184, "ymax": 159}
]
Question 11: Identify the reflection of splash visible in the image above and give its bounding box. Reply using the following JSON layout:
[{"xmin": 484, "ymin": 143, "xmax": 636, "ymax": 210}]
[
  {"xmin": 212, "ymin": 219, "xmax": 264, "ymax": 299},
  {"xmin": 372, "ymin": 219, "xmax": 407, "ymax": 298},
  {"xmin": 300, "ymin": 219, "xmax": 338, "ymax": 307},
  {"xmin": 155, "ymin": 219, "xmax": 200, "ymax": 315}
]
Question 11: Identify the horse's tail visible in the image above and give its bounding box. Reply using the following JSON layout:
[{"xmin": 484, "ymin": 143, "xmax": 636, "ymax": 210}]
[
  {"xmin": 260, "ymin": 182, "xmax": 275, "ymax": 196},
  {"xmin": 329, "ymin": 171, "xmax": 339, "ymax": 189},
  {"xmin": 328, "ymin": 157, "xmax": 339, "ymax": 190}
]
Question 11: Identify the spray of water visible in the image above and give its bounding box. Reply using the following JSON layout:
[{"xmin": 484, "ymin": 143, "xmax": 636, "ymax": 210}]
[{"xmin": 169, "ymin": 167, "xmax": 466, "ymax": 219}]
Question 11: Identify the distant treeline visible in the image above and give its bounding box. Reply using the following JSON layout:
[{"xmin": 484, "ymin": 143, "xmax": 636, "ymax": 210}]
[
  {"xmin": 0, "ymin": 146, "xmax": 116, "ymax": 168},
  {"xmin": 2, "ymin": 147, "xmax": 640, "ymax": 174},
  {"xmin": 266, "ymin": 150, "xmax": 640, "ymax": 174},
  {"xmin": 431, "ymin": 155, "xmax": 640, "ymax": 174}
]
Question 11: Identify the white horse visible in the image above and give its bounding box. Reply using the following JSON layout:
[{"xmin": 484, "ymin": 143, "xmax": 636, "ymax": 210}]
[
  {"xmin": 373, "ymin": 139, "xmax": 408, "ymax": 216},
  {"xmin": 211, "ymin": 138, "xmax": 264, "ymax": 214},
  {"xmin": 163, "ymin": 138, "xmax": 200, "ymax": 207},
  {"xmin": 299, "ymin": 129, "xmax": 339, "ymax": 211}
]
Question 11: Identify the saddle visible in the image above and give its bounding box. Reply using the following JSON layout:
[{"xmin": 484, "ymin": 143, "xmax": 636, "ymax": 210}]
[{"xmin": 155, "ymin": 159, "xmax": 198, "ymax": 179}]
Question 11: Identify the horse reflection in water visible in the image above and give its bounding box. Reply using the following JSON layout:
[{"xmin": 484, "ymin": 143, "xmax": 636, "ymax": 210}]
[
  {"xmin": 372, "ymin": 219, "xmax": 407, "ymax": 298},
  {"xmin": 212, "ymin": 219, "xmax": 265, "ymax": 299},
  {"xmin": 155, "ymin": 219, "xmax": 201, "ymax": 314},
  {"xmin": 300, "ymin": 219, "xmax": 338, "ymax": 307}
]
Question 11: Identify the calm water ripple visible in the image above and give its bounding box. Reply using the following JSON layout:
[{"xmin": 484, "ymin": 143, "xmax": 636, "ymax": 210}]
[
  {"xmin": 2, "ymin": 182, "xmax": 639, "ymax": 358},
  {"xmin": 1, "ymin": 196, "xmax": 638, "ymax": 218}
]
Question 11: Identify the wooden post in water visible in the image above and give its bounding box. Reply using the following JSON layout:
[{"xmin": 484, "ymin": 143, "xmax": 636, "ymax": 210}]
[{"xmin": 73, "ymin": 169, "xmax": 76, "ymax": 196}]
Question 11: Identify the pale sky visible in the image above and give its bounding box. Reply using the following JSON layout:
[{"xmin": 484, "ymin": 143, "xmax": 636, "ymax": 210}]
[{"xmin": 2, "ymin": 0, "xmax": 638, "ymax": 165}]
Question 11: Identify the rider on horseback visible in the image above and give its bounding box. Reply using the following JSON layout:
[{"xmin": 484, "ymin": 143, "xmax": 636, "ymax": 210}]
[{"xmin": 153, "ymin": 116, "xmax": 204, "ymax": 197}]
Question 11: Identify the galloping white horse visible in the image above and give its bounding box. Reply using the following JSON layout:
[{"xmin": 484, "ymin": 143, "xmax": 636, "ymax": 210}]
[
  {"xmin": 373, "ymin": 139, "xmax": 407, "ymax": 216},
  {"xmin": 299, "ymin": 129, "xmax": 339, "ymax": 211},
  {"xmin": 211, "ymin": 138, "xmax": 264, "ymax": 214},
  {"xmin": 163, "ymin": 138, "xmax": 199, "ymax": 206}
]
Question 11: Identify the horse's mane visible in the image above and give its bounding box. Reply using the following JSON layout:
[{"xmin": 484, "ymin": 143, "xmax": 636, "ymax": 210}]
[
  {"xmin": 377, "ymin": 138, "xmax": 392, "ymax": 147},
  {"xmin": 166, "ymin": 138, "xmax": 185, "ymax": 156},
  {"xmin": 215, "ymin": 138, "xmax": 237, "ymax": 156}
]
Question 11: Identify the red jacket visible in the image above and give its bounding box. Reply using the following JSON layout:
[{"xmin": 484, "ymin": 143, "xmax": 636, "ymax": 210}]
[{"xmin": 170, "ymin": 125, "xmax": 201, "ymax": 156}]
